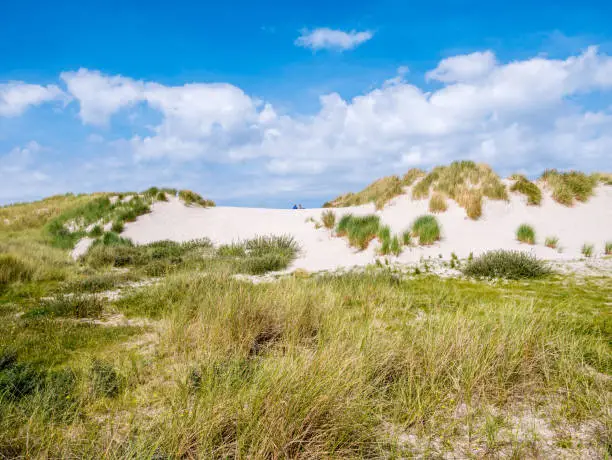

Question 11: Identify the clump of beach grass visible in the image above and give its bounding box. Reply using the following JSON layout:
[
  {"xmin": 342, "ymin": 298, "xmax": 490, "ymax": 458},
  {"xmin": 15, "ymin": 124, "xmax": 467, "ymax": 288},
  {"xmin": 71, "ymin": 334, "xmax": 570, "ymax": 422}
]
[
  {"xmin": 335, "ymin": 214, "xmax": 381, "ymax": 250},
  {"xmin": 428, "ymin": 192, "xmax": 448, "ymax": 213},
  {"xmin": 581, "ymin": 243, "xmax": 594, "ymax": 258},
  {"xmin": 178, "ymin": 190, "xmax": 215, "ymax": 207},
  {"xmin": 516, "ymin": 224, "xmax": 536, "ymax": 244},
  {"xmin": 605, "ymin": 241, "xmax": 612, "ymax": 255},
  {"xmin": 544, "ymin": 236, "xmax": 559, "ymax": 249},
  {"xmin": 324, "ymin": 176, "xmax": 404, "ymax": 210},
  {"xmin": 411, "ymin": 215, "xmax": 441, "ymax": 245},
  {"xmin": 321, "ymin": 210, "xmax": 336, "ymax": 229},
  {"xmin": 462, "ymin": 250, "xmax": 551, "ymax": 279},
  {"xmin": 510, "ymin": 175, "xmax": 542, "ymax": 205},
  {"xmin": 541, "ymin": 170, "xmax": 598, "ymax": 206}
]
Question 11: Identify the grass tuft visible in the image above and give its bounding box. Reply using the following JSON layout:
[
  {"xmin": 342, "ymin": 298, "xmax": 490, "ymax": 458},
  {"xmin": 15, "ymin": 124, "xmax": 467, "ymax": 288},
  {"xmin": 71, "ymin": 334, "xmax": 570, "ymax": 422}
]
[
  {"xmin": 605, "ymin": 241, "xmax": 612, "ymax": 255},
  {"xmin": 321, "ymin": 210, "xmax": 336, "ymax": 229},
  {"xmin": 411, "ymin": 215, "xmax": 441, "ymax": 245},
  {"xmin": 510, "ymin": 175, "xmax": 542, "ymax": 205},
  {"xmin": 581, "ymin": 243, "xmax": 594, "ymax": 258},
  {"xmin": 428, "ymin": 192, "xmax": 448, "ymax": 213},
  {"xmin": 178, "ymin": 190, "xmax": 215, "ymax": 207},
  {"xmin": 541, "ymin": 170, "xmax": 598, "ymax": 206},
  {"xmin": 516, "ymin": 224, "xmax": 536, "ymax": 245},
  {"xmin": 544, "ymin": 236, "xmax": 559, "ymax": 249},
  {"xmin": 335, "ymin": 215, "xmax": 381, "ymax": 250},
  {"xmin": 462, "ymin": 250, "xmax": 551, "ymax": 279}
]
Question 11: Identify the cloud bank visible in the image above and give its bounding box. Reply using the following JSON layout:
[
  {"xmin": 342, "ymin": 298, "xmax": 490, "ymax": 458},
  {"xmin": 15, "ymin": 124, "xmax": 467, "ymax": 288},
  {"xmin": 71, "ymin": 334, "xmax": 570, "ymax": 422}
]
[
  {"xmin": 2, "ymin": 47, "xmax": 612, "ymax": 204},
  {"xmin": 295, "ymin": 28, "xmax": 374, "ymax": 51}
]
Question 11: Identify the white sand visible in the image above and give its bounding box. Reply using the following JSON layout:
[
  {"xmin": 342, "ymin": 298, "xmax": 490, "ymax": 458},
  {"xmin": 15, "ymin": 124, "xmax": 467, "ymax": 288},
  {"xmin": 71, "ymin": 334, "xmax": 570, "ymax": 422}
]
[{"xmin": 121, "ymin": 185, "xmax": 612, "ymax": 272}]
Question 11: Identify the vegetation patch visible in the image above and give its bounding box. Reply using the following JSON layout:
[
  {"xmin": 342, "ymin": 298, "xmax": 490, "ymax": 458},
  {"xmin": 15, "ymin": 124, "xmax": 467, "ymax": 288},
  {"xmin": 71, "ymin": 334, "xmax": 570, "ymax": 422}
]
[
  {"xmin": 321, "ymin": 210, "xmax": 336, "ymax": 229},
  {"xmin": 216, "ymin": 235, "xmax": 300, "ymax": 274},
  {"xmin": 23, "ymin": 294, "xmax": 104, "ymax": 319},
  {"xmin": 541, "ymin": 170, "xmax": 598, "ymax": 206},
  {"xmin": 335, "ymin": 214, "xmax": 381, "ymax": 250},
  {"xmin": 581, "ymin": 243, "xmax": 594, "ymax": 258},
  {"xmin": 428, "ymin": 192, "xmax": 448, "ymax": 213},
  {"xmin": 544, "ymin": 236, "xmax": 559, "ymax": 249},
  {"xmin": 411, "ymin": 215, "xmax": 441, "ymax": 245},
  {"xmin": 178, "ymin": 190, "xmax": 215, "ymax": 207},
  {"xmin": 516, "ymin": 224, "xmax": 536, "ymax": 244},
  {"xmin": 462, "ymin": 250, "xmax": 552, "ymax": 279},
  {"xmin": 605, "ymin": 241, "xmax": 612, "ymax": 255},
  {"xmin": 510, "ymin": 175, "xmax": 542, "ymax": 205},
  {"xmin": 0, "ymin": 254, "xmax": 34, "ymax": 290}
]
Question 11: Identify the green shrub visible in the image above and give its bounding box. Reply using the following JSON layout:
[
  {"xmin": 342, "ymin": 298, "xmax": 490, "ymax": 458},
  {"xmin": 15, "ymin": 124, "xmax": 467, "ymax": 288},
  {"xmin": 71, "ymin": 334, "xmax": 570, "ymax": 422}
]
[
  {"xmin": 428, "ymin": 193, "xmax": 448, "ymax": 213},
  {"xmin": 411, "ymin": 215, "xmax": 441, "ymax": 245},
  {"xmin": 156, "ymin": 191, "xmax": 168, "ymax": 202},
  {"xmin": 581, "ymin": 244, "xmax": 594, "ymax": 258},
  {"xmin": 605, "ymin": 241, "xmax": 612, "ymax": 255},
  {"xmin": 143, "ymin": 186, "xmax": 159, "ymax": 198},
  {"xmin": 516, "ymin": 224, "xmax": 536, "ymax": 244},
  {"xmin": 462, "ymin": 250, "xmax": 551, "ymax": 279},
  {"xmin": 321, "ymin": 211, "xmax": 336, "ymax": 229},
  {"xmin": 544, "ymin": 236, "xmax": 559, "ymax": 249},
  {"xmin": 510, "ymin": 176, "xmax": 542, "ymax": 205}
]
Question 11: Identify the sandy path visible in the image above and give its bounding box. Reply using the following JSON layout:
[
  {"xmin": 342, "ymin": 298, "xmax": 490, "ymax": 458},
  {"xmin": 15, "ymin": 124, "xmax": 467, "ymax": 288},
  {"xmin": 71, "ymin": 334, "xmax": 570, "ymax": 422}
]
[{"xmin": 122, "ymin": 185, "xmax": 612, "ymax": 272}]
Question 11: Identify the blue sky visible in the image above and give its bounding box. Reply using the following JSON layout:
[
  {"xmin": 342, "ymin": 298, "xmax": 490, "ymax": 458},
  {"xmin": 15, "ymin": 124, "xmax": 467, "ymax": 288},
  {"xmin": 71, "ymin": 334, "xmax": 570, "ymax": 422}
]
[{"xmin": 1, "ymin": 0, "xmax": 612, "ymax": 207}]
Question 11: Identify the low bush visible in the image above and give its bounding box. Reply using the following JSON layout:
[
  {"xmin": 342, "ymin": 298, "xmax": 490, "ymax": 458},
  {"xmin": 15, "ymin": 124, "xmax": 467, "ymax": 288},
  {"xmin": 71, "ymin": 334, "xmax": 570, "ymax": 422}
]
[
  {"xmin": 156, "ymin": 191, "xmax": 168, "ymax": 202},
  {"xmin": 321, "ymin": 210, "xmax": 336, "ymax": 229},
  {"xmin": 411, "ymin": 215, "xmax": 441, "ymax": 245},
  {"xmin": 581, "ymin": 243, "xmax": 594, "ymax": 258},
  {"xmin": 516, "ymin": 224, "xmax": 536, "ymax": 244},
  {"xmin": 544, "ymin": 236, "xmax": 559, "ymax": 249},
  {"xmin": 428, "ymin": 193, "xmax": 448, "ymax": 213},
  {"xmin": 510, "ymin": 176, "xmax": 542, "ymax": 205},
  {"xmin": 462, "ymin": 250, "xmax": 551, "ymax": 279}
]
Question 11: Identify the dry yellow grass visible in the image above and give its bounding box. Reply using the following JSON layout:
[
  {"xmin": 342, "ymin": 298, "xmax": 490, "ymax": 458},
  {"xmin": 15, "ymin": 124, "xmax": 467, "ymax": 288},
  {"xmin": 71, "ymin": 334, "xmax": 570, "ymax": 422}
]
[{"xmin": 428, "ymin": 193, "xmax": 448, "ymax": 213}]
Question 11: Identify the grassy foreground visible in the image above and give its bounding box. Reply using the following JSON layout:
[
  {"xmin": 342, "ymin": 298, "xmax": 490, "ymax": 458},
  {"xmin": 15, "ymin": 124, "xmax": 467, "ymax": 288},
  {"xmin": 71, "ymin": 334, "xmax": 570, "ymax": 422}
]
[{"xmin": 0, "ymin": 194, "xmax": 611, "ymax": 458}]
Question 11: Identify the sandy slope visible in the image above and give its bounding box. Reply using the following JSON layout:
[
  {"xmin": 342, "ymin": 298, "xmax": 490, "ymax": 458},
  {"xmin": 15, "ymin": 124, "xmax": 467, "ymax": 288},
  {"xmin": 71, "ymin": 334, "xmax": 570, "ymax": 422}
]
[{"xmin": 122, "ymin": 185, "xmax": 612, "ymax": 272}]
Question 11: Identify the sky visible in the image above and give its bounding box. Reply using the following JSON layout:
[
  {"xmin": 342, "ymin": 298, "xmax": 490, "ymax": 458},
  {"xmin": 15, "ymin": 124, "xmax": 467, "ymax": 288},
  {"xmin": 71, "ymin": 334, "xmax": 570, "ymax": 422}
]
[{"xmin": 1, "ymin": 0, "xmax": 612, "ymax": 207}]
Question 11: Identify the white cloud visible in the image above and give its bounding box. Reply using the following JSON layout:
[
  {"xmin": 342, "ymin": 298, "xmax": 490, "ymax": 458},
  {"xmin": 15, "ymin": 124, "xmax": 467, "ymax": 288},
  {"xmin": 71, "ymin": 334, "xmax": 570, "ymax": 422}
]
[
  {"xmin": 295, "ymin": 28, "xmax": 373, "ymax": 51},
  {"xmin": 426, "ymin": 51, "xmax": 496, "ymax": 83},
  {"xmin": 3, "ymin": 46, "xmax": 612, "ymax": 204},
  {"xmin": 0, "ymin": 83, "xmax": 66, "ymax": 116}
]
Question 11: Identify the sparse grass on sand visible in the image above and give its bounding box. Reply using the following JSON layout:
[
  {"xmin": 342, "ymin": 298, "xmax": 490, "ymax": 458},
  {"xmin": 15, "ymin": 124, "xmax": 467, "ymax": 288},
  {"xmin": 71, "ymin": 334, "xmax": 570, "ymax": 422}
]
[
  {"xmin": 510, "ymin": 175, "xmax": 542, "ymax": 205},
  {"xmin": 545, "ymin": 236, "xmax": 559, "ymax": 249},
  {"xmin": 412, "ymin": 161, "xmax": 507, "ymax": 220},
  {"xmin": 428, "ymin": 192, "xmax": 448, "ymax": 213},
  {"xmin": 462, "ymin": 250, "xmax": 551, "ymax": 279},
  {"xmin": 540, "ymin": 170, "xmax": 598, "ymax": 206},
  {"xmin": 516, "ymin": 224, "xmax": 536, "ymax": 245},
  {"xmin": 178, "ymin": 189, "xmax": 215, "ymax": 207},
  {"xmin": 321, "ymin": 210, "xmax": 336, "ymax": 229},
  {"xmin": 581, "ymin": 243, "xmax": 594, "ymax": 258},
  {"xmin": 411, "ymin": 215, "xmax": 441, "ymax": 245}
]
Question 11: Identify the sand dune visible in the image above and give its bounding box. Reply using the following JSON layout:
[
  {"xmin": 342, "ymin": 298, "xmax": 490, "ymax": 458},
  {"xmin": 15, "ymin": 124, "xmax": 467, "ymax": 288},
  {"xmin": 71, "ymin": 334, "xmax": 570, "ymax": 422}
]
[{"xmin": 122, "ymin": 185, "xmax": 612, "ymax": 272}]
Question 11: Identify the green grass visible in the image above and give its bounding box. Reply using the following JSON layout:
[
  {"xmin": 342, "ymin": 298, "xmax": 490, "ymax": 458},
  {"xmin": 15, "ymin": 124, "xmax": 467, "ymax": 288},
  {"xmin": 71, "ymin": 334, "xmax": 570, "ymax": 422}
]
[
  {"xmin": 335, "ymin": 214, "xmax": 381, "ymax": 250},
  {"xmin": 324, "ymin": 175, "xmax": 404, "ymax": 210},
  {"xmin": 462, "ymin": 250, "xmax": 552, "ymax": 279},
  {"xmin": 605, "ymin": 241, "xmax": 612, "ymax": 255},
  {"xmin": 581, "ymin": 243, "xmax": 594, "ymax": 258},
  {"xmin": 215, "ymin": 235, "xmax": 300, "ymax": 274},
  {"xmin": 516, "ymin": 224, "xmax": 536, "ymax": 244},
  {"xmin": 23, "ymin": 294, "xmax": 104, "ymax": 319},
  {"xmin": 321, "ymin": 210, "xmax": 336, "ymax": 229},
  {"xmin": 545, "ymin": 236, "xmax": 559, "ymax": 249},
  {"xmin": 0, "ymin": 254, "xmax": 34, "ymax": 289},
  {"xmin": 510, "ymin": 175, "xmax": 542, "ymax": 205},
  {"xmin": 411, "ymin": 215, "xmax": 441, "ymax": 245}
]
